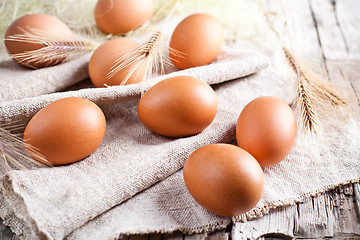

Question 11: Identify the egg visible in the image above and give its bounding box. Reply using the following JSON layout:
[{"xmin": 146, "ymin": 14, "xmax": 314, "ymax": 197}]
[
  {"xmin": 4, "ymin": 14, "xmax": 73, "ymax": 68},
  {"xmin": 89, "ymin": 38, "xmax": 146, "ymax": 87},
  {"xmin": 169, "ymin": 13, "xmax": 224, "ymax": 70},
  {"xmin": 236, "ymin": 96, "xmax": 297, "ymax": 167},
  {"xmin": 23, "ymin": 97, "xmax": 106, "ymax": 165},
  {"xmin": 183, "ymin": 143, "xmax": 264, "ymax": 217},
  {"xmin": 95, "ymin": 0, "xmax": 154, "ymax": 34},
  {"xmin": 137, "ymin": 76, "xmax": 217, "ymax": 137}
]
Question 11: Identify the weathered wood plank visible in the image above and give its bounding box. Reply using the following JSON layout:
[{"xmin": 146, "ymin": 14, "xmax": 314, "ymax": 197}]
[
  {"xmin": 310, "ymin": 0, "xmax": 360, "ymax": 106},
  {"xmin": 127, "ymin": 234, "xmax": 147, "ymax": 240},
  {"xmin": 282, "ymin": 0, "xmax": 326, "ymax": 68},
  {"xmin": 233, "ymin": 204, "xmax": 296, "ymax": 239},
  {"xmin": 325, "ymin": 60, "xmax": 360, "ymax": 100},
  {"xmin": 335, "ymin": 0, "xmax": 360, "ymax": 58},
  {"xmin": 294, "ymin": 194, "xmax": 334, "ymax": 237},
  {"xmin": 233, "ymin": 183, "xmax": 360, "ymax": 239},
  {"xmin": 260, "ymin": 0, "xmax": 329, "ymax": 74},
  {"xmin": 354, "ymin": 182, "xmax": 360, "ymax": 218},
  {"xmin": 184, "ymin": 232, "xmax": 207, "ymax": 240},
  {"xmin": 162, "ymin": 231, "xmax": 183, "ymax": 240},
  {"xmin": 308, "ymin": 0, "xmax": 349, "ymax": 60},
  {"xmin": 332, "ymin": 184, "xmax": 360, "ymax": 235},
  {"xmin": 207, "ymin": 231, "xmax": 229, "ymax": 240},
  {"xmin": 148, "ymin": 233, "xmax": 162, "ymax": 240},
  {"xmin": 312, "ymin": 3, "xmax": 360, "ymax": 235}
]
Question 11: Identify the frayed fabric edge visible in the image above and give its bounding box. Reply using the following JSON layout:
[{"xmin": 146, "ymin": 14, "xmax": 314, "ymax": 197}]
[
  {"xmin": 0, "ymin": 193, "xmax": 26, "ymax": 240},
  {"xmin": 111, "ymin": 219, "xmax": 232, "ymax": 238},
  {"xmin": 108, "ymin": 179, "xmax": 360, "ymax": 238},
  {"xmin": 1, "ymin": 178, "xmax": 359, "ymax": 239},
  {"xmin": 0, "ymin": 174, "xmax": 50, "ymax": 240}
]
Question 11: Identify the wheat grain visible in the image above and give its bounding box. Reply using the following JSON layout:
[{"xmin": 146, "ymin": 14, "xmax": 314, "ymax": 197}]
[{"xmin": 5, "ymin": 26, "xmax": 98, "ymax": 68}]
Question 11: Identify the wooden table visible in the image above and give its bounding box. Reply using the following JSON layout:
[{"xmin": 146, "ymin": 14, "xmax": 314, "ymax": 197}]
[{"xmin": 1, "ymin": 0, "xmax": 359, "ymax": 239}]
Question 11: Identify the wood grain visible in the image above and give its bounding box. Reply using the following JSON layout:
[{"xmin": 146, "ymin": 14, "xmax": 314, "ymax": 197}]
[{"xmin": 232, "ymin": 1, "xmax": 360, "ymax": 239}]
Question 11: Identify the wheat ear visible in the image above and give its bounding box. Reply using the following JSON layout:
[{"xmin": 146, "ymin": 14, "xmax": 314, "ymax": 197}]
[
  {"xmin": 106, "ymin": 31, "xmax": 166, "ymax": 85},
  {"xmin": 5, "ymin": 26, "xmax": 98, "ymax": 68},
  {"xmin": 0, "ymin": 123, "xmax": 51, "ymax": 175},
  {"xmin": 282, "ymin": 46, "xmax": 348, "ymax": 134},
  {"xmin": 105, "ymin": 0, "xmax": 183, "ymax": 85},
  {"xmin": 282, "ymin": 47, "xmax": 319, "ymax": 133},
  {"xmin": 259, "ymin": 2, "xmax": 348, "ymax": 134}
]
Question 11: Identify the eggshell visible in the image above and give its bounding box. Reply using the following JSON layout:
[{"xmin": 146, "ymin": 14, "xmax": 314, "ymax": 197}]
[
  {"xmin": 89, "ymin": 38, "xmax": 146, "ymax": 87},
  {"xmin": 183, "ymin": 143, "xmax": 264, "ymax": 217},
  {"xmin": 4, "ymin": 14, "xmax": 73, "ymax": 68},
  {"xmin": 23, "ymin": 97, "xmax": 106, "ymax": 165},
  {"xmin": 137, "ymin": 76, "xmax": 217, "ymax": 137},
  {"xmin": 95, "ymin": 0, "xmax": 154, "ymax": 34},
  {"xmin": 236, "ymin": 96, "xmax": 297, "ymax": 167},
  {"xmin": 169, "ymin": 13, "xmax": 224, "ymax": 70}
]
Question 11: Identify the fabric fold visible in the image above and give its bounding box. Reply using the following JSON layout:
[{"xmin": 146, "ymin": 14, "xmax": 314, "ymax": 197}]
[
  {"xmin": 0, "ymin": 49, "xmax": 272, "ymax": 239},
  {"xmin": 0, "ymin": 48, "xmax": 268, "ymax": 124},
  {"xmin": 0, "ymin": 53, "xmax": 92, "ymax": 103},
  {"xmin": 68, "ymin": 67, "xmax": 359, "ymax": 239}
]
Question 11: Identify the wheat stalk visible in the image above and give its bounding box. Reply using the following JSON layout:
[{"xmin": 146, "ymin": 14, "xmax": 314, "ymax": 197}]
[
  {"xmin": 282, "ymin": 47, "xmax": 319, "ymax": 133},
  {"xmin": 105, "ymin": 0, "xmax": 183, "ymax": 85},
  {"xmin": 259, "ymin": 2, "xmax": 348, "ymax": 134},
  {"xmin": 282, "ymin": 46, "xmax": 348, "ymax": 134},
  {"xmin": 5, "ymin": 26, "xmax": 99, "ymax": 68},
  {"xmin": 0, "ymin": 123, "xmax": 51, "ymax": 175},
  {"xmin": 106, "ymin": 31, "xmax": 166, "ymax": 85}
]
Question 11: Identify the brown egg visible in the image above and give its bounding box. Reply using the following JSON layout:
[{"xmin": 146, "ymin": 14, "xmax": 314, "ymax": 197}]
[
  {"xmin": 89, "ymin": 38, "xmax": 146, "ymax": 87},
  {"xmin": 4, "ymin": 14, "xmax": 73, "ymax": 68},
  {"xmin": 169, "ymin": 13, "xmax": 224, "ymax": 70},
  {"xmin": 183, "ymin": 143, "xmax": 264, "ymax": 217},
  {"xmin": 23, "ymin": 97, "xmax": 106, "ymax": 165},
  {"xmin": 236, "ymin": 96, "xmax": 297, "ymax": 167},
  {"xmin": 95, "ymin": 0, "xmax": 154, "ymax": 34},
  {"xmin": 137, "ymin": 76, "xmax": 218, "ymax": 137}
]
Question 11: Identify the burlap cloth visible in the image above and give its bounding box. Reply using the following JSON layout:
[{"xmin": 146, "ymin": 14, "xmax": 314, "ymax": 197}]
[{"xmin": 0, "ymin": 37, "xmax": 359, "ymax": 240}]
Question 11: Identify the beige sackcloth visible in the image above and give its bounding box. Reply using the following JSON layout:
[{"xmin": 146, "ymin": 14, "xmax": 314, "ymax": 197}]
[{"xmin": 0, "ymin": 18, "xmax": 359, "ymax": 240}]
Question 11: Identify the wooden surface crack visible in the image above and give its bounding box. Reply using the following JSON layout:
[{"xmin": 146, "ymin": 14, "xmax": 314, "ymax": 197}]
[
  {"xmin": 338, "ymin": 67, "xmax": 360, "ymax": 105},
  {"xmin": 308, "ymin": 0, "xmax": 330, "ymax": 78},
  {"xmin": 331, "ymin": 0, "xmax": 350, "ymax": 54}
]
